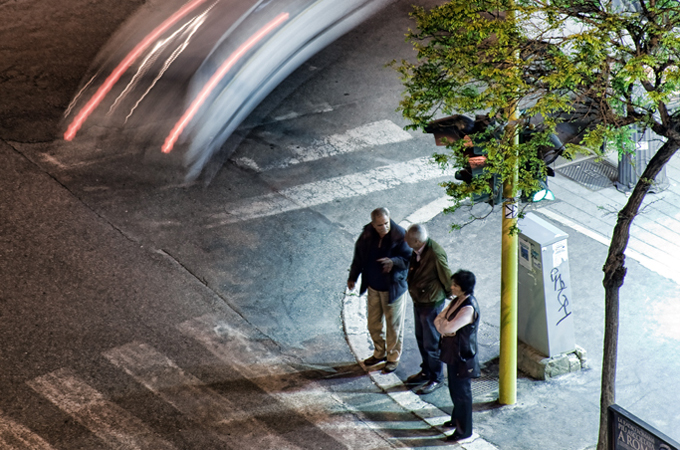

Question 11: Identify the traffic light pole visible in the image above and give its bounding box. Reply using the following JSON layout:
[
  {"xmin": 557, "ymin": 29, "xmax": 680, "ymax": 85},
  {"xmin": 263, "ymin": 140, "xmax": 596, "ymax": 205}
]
[
  {"xmin": 423, "ymin": 111, "xmax": 520, "ymax": 404},
  {"xmin": 499, "ymin": 119, "xmax": 519, "ymax": 405}
]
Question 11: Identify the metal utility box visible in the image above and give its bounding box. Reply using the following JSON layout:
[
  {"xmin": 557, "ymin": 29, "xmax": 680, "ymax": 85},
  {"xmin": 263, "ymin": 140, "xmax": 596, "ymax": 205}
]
[
  {"xmin": 616, "ymin": 127, "xmax": 669, "ymax": 193},
  {"xmin": 517, "ymin": 213, "xmax": 576, "ymax": 357}
]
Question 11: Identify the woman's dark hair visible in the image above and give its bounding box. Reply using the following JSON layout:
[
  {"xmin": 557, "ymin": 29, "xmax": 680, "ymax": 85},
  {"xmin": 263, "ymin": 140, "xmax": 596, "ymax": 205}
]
[{"xmin": 451, "ymin": 270, "xmax": 476, "ymax": 295}]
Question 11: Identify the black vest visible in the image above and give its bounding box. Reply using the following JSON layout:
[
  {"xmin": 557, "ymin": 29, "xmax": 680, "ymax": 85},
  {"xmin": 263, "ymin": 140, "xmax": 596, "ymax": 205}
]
[{"xmin": 439, "ymin": 295, "xmax": 481, "ymax": 378}]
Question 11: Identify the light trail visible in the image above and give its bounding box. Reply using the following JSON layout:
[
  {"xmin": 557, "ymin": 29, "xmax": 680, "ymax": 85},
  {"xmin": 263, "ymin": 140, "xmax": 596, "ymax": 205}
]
[
  {"xmin": 64, "ymin": 0, "xmax": 212, "ymax": 141},
  {"xmin": 64, "ymin": 72, "xmax": 100, "ymax": 118},
  {"xmin": 109, "ymin": 44, "xmax": 165, "ymax": 116},
  {"xmin": 124, "ymin": 18, "xmax": 205, "ymax": 122},
  {"xmin": 114, "ymin": 7, "xmax": 213, "ymax": 121},
  {"xmin": 161, "ymin": 12, "xmax": 290, "ymax": 154}
]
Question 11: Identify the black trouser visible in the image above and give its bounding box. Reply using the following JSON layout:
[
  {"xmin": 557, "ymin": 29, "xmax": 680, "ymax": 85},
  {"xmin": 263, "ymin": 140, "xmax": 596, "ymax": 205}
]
[
  {"xmin": 413, "ymin": 303, "xmax": 444, "ymax": 382},
  {"xmin": 447, "ymin": 369, "xmax": 473, "ymax": 437}
]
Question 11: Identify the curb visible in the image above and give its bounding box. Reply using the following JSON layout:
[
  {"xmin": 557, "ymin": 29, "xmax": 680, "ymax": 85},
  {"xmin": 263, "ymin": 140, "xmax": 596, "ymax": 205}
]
[{"xmin": 341, "ymin": 197, "xmax": 499, "ymax": 449}]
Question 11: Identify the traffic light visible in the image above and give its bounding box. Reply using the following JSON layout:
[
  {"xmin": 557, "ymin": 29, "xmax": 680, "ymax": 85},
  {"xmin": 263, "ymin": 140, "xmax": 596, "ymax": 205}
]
[
  {"xmin": 426, "ymin": 115, "xmax": 568, "ymax": 205},
  {"xmin": 453, "ymin": 143, "xmax": 503, "ymax": 205},
  {"xmin": 425, "ymin": 114, "xmax": 502, "ymax": 206},
  {"xmin": 528, "ymin": 178, "xmax": 555, "ymax": 202}
]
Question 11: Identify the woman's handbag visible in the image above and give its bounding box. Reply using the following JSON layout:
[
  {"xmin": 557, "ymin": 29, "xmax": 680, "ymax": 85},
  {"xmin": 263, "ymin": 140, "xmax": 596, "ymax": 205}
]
[
  {"xmin": 439, "ymin": 335, "xmax": 458, "ymax": 365},
  {"xmin": 440, "ymin": 335, "xmax": 477, "ymax": 377},
  {"xmin": 439, "ymin": 298, "xmax": 479, "ymax": 378}
]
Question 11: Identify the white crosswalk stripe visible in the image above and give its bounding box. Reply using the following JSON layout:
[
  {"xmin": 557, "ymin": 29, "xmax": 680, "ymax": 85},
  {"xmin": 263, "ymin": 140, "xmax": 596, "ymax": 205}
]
[
  {"xmin": 178, "ymin": 313, "xmax": 397, "ymax": 450},
  {"xmin": 27, "ymin": 369, "xmax": 178, "ymax": 450},
  {"xmin": 0, "ymin": 411, "xmax": 56, "ymax": 450},
  {"xmin": 210, "ymin": 156, "xmax": 453, "ymax": 226},
  {"xmin": 104, "ymin": 342, "xmax": 303, "ymax": 450},
  {"xmin": 233, "ymin": 120, "xmax": 413, "ymax": 171}
]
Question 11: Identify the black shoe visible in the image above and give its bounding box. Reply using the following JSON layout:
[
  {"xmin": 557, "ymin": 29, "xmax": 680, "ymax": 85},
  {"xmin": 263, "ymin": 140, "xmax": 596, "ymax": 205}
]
[
  {"xmin": 363, "ymin": 355, "xmax": 386, "ymax": 366},
  {"xmin": 382, "ymin": 362, "xmax": 398, "ymax": 373},
  {"xmin": 405, "ymin": 371, "xmax": 429, "ymax": 384},
  {"xmin": 415, "ymin": 380, "xmax": 442, "ymax": 395},
  {"xmin": 446, "ymin": 431, "xmax": 472, "ymax": 442},
  {"xmin": 442, "ymin": 420, "xmax": 456, "ymax": 428}
]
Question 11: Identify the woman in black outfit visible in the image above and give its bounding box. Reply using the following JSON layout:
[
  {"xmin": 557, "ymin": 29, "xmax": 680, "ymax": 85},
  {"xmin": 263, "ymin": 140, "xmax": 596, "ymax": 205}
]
[{"xmin": 434, "ymin": 270, "xmax": 480, "ymax": 442}]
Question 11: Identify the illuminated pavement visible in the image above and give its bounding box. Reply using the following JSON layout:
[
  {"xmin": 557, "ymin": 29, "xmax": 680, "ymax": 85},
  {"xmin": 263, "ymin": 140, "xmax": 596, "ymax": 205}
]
[
  {"xmin": 1, "ymin": 0, "xmax": 455, "ymax": 448},
  {"xmin": 342, "ymin": 155, "xmax": 680, "ymax": 449},
  {"xmin": 2, "ymin": 0, "xmax": 679, "ymax": 448}
]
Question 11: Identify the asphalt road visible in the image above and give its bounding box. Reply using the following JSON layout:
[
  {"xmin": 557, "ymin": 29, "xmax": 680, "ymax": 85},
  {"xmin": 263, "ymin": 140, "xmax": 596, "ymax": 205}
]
[
  {"xmin": 0, "ymin": 0, "xmax": 455, "ymax": 448},
  {"xmin": 5, "ymin": 1, "xmax": 680, "ymax": 448}
]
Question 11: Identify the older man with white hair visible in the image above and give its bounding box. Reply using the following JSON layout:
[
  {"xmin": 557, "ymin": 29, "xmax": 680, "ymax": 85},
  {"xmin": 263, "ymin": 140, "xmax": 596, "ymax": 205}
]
[{"xmin": 404, "ymin": 223, "xmax": 453, "ymax": 395}]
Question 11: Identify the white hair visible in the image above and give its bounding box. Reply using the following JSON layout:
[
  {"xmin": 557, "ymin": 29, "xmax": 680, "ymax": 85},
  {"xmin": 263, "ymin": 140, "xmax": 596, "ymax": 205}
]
[{"xmin": 407, "ymin": 223, "xmax": 428, "ymax": 244}]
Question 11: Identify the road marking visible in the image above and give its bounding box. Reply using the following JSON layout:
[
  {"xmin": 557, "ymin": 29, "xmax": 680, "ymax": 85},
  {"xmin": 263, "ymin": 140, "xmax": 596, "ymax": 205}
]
[
  {"xmin": 210, "ymin": 156, "xmax": 453, "ymax": 226},
  {"xmin": 536, "ymin": 208, "xmax": 680, "ymax": 285},
  {"xmin": 41, "ymin": 154, "xmax": 68, "ymax": 170},
  {"xmin": 342, "ymin": 291, "xmax": 493, "ymax": 449},
  {"xmin": 104, "ymin": 342, "xmax": 301, "ymax": 449},
  {"xmin": 399, "ymin": 196, "xmax": 451, "ymax": 228},
  {"xmin": 179, "ymin": 314, "xmax": 394, "ymax": 450},
  {"xmin": 270, "ymin": 102, "xmax": 333, "ymax": 122},
  {"xmin": 0, "ymin": 411, "xmax": 56, "ymax": 450},
  {"xmin": 233, "ymin": 119, "xmax": 412, "ymax": 171},
  {"xmin": 286, "ymin": 120, "xmax": 412, "ymax": 164},
  {"xmin": 40, "ymin": 144, "xmax": 139, "ymax": 170},
  {"xmin": 394, "ymin": 195, "xmax": 680, "ymax": 322},
  {"xmin": 27, "ymin": 368, "xmax": 178, "ymax": 450}
]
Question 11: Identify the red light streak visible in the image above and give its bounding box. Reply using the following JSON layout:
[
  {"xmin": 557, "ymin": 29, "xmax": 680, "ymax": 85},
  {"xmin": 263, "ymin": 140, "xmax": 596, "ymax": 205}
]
[
  {"xmin": 162, "ymin": 12, "xmax": 290, "ymax": 154},
  {"xmin": 64, "ymin": 0, "xmax": 211, "ymax": 141}
]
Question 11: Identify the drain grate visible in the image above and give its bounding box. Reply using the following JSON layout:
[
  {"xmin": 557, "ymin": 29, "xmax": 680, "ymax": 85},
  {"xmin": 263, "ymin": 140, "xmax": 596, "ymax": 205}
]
[
  {"xmin": 556, "ymin": 159, "xmax": 618, "ymax": 191},
  {"xmin": 472, "ymin": 376, "xmax": 498, "ymax": 400}
]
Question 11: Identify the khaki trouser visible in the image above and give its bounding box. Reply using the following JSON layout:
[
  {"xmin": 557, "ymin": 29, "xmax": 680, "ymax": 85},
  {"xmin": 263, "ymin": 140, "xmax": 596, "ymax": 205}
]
[{"xmin": 367, "ymin": 287, "xmax": 407, "ymax": 363}]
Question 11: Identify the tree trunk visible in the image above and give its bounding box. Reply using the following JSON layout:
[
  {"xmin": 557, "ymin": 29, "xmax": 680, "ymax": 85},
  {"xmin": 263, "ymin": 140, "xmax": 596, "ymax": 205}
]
[{"xmin": 596, "ymin": 140, "xmax": 679, "ymax": 450}]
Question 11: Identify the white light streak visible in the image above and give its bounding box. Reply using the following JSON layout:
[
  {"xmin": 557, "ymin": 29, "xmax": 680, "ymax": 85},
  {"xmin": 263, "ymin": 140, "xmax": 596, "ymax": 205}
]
[{"xmin": 107, "ymin": 5, "xmax": 216, "ymax": 119}]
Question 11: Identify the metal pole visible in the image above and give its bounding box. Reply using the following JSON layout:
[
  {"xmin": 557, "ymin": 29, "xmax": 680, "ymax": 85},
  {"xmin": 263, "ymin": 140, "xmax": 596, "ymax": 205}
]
[{"xmin": 499, "ymin": 114, "xmax": 518, "ymax": 405}]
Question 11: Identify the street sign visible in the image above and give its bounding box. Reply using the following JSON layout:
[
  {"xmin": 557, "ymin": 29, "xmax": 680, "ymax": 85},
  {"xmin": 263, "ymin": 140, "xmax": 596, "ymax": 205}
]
[{"xmin": 609, "ymin": 404, "xmax": 679, "ymax": 450}]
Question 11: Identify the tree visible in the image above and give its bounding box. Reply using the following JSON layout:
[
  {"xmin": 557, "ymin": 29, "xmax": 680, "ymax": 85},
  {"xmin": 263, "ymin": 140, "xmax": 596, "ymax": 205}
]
[{"xmin": 392, "ymin": 0, "xmax": 680, "ymax": 448}]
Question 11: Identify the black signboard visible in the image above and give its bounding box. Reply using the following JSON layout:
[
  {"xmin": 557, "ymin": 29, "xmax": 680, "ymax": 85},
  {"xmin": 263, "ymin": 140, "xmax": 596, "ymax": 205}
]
[{"xmin": 609, "ymin": 404, "xmax": 679, "ymax": 450}]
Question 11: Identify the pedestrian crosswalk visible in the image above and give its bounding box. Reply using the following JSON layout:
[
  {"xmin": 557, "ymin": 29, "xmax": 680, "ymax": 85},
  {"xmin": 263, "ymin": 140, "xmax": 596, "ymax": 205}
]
[
  {"xmin": 12, "ymin": 118, "xmax": 449, "ymax": 449},
  {"xmin": 18, "ymin": 310, "xmax": 413, "ymax": 450},
  {"xmin": 0, "ymin": 412, "xmax": 56, "ymax": 450},
  {"xmin": 104, "ymin": 341, "xmax": 302, "ymax": 449},
  {"xmin": 178, "ymin": 314, "xmax": 397, "ymax": 450},
  {"xmin": 233, "ymin": 120, "xmax": 414, "ymax": 172},
  {"xmin": 19, "ymin": 116, "xmax": 678, "ymax": 450},
  {"xmin": 222, "ymin": 114, "xmax": 680, "ymax": 290},
  {"xmin": 21, "ymin": 296, "xmax": 435, "ymax": 450},
  {"xmin": 195, "ymin": 118, "xmax": 454, "ymax": 227},
  {"xmin": 209, "ymin": 156, "xmax": 455, "ymax": 226},
  {"xmin": 28, "ymin": 368, "xmax": 179, "ymax": 450}
]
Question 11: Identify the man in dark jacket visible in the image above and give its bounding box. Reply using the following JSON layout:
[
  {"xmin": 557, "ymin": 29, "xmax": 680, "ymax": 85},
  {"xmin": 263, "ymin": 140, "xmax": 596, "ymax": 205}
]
[
  {"xmin": 348, "ymin": 208, "xmax": 411, "ymax": 374},
  {"xmin": 405, "ymin": 223, "xmax": 453, "ymax": 395}
]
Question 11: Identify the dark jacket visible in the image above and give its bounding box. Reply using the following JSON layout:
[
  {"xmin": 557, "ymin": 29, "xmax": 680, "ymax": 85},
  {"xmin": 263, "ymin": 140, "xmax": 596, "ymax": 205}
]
[
  {"xmin": 348, "ymin": 220, "xmax": 411, "ymax": 303},
  {"xmin": 440, "ymin": 295, "xmax": 481, "ymax": 378},
  {"xmin": 407, "ymin": 238, "xmax": 452, "ymax": 306}
]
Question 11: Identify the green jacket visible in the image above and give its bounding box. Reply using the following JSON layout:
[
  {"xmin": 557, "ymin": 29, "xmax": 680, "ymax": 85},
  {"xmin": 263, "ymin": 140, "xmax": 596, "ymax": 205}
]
[{"xmin": 407, "ymin": 238, "xmax": 452, "ymax": 305}]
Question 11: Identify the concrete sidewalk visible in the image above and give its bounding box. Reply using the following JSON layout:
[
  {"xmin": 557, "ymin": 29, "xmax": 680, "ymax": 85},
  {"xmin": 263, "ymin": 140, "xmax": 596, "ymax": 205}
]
[{"xmin": 343, "ymin": 154, "xmax": 680, "ymax": 449}]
